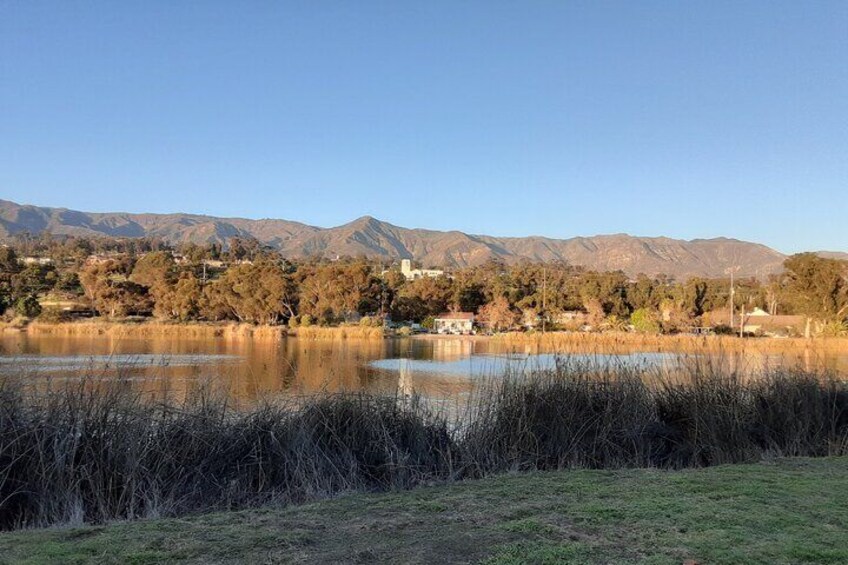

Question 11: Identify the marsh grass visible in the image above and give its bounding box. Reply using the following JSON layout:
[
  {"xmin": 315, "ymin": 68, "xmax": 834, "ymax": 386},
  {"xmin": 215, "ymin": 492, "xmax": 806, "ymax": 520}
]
[
  {"xmin": 0, "ymin": 359, "xmax": 846, "ymax": 530},
  {"xmin": 290, "ymin": 325, "xmax": 386, "ymax": 340},
  {"xmin": 492, "ymin": 330, "xmax": 848, "ymax": 356}
]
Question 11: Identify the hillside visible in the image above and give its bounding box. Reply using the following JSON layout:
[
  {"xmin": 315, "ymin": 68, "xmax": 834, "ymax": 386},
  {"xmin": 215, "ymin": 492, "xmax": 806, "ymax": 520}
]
[{"xmin": 0, "ymin": 199, "xmax": 798, "ymax": 278}]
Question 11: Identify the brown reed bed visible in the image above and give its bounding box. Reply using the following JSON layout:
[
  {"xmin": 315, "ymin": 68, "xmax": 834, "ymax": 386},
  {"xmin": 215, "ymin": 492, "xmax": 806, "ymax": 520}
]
[
  {"xmin": 21, "ymin": 321, "xmax": 287, "ymax": 340},
  {"xmin": 289, "ymin": 325, "xmax": 386, "ymax": 340},
  {"xmin": 1, "ymin": 359, "xmax": 846, "ymax": 531},
  {"xmin": 491, "ymin": 330, "xmax": 848, "ymax": 355}
]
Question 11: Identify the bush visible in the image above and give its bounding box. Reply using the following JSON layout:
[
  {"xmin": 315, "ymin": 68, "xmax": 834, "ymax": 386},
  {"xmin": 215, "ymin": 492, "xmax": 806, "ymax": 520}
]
[
  {"xmin": 300, "ymin": 314, "xmax": 313, "ymax": 327},
  {"xmin": 630, "ymin": 308, "xmax": 660, "ymax": 334},
  {"xmin": 36, "ymin": 307, "xmax": 72, "ymax": 323},
  {"xmin": 14, "ymin": 295, "xmax": 42, "ymax": 318}
]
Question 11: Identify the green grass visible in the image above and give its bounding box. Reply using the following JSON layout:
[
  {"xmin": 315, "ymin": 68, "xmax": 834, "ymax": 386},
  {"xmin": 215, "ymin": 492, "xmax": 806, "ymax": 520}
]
[{"xmin": 2, "ymin": 458, "xmax": 847, "ymax": 564}]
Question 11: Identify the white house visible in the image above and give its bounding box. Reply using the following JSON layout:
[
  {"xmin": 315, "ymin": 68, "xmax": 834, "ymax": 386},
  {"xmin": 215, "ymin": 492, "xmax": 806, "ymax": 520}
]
[
  {"xmin": 433, "ymin": 312, "xmax": 475, "ymax": 335},
  {"xmin": 21, "ymin": 257, "xmax": 54, "ymax": 266},
  {"xmin": 400, "ymin": 259, "xmax": 444, "ymax": 281}
]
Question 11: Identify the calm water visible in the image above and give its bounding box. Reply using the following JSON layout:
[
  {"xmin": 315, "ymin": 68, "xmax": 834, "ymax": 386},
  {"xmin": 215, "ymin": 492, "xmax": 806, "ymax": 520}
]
[{"xmin": 1, "ymin": 333, "xmax": 846, "ymax": 405}]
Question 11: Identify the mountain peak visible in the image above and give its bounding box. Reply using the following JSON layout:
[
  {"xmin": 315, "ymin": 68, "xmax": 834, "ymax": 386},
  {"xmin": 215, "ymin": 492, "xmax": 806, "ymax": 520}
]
[{"xmin": 0, "ymin": 198, "xmax": 796, "ymax": 279}]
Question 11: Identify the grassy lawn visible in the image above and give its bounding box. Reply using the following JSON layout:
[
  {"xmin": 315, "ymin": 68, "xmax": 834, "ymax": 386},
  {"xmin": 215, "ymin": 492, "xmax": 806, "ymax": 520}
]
[{"xmin": 1, "ymin": 458, "xmax": 846, "ymax": 564}]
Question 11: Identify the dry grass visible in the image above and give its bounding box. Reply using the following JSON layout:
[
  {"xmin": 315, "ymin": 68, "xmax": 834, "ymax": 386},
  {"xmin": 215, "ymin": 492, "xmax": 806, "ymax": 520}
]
[
  {"xmin": 22, "ymin": 321, "xmax": 286, "ymax": 340},
  {"xmin": 290, "ymin": 325, "xmax": 386, "ymax": 340},
  {"xmin": 23, "ymin": 321, "xmax": 387, "ymax": 340},
  {"xmin": 491, "ymin": 331, "xmax": 848, "ymax": 355}
]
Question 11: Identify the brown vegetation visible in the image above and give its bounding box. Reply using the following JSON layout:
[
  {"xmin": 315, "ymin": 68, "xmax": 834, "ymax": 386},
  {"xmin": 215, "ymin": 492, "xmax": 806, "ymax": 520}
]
[{"xmin": 1, "ymin": 362, "xmax": 846, "ymax": 530}]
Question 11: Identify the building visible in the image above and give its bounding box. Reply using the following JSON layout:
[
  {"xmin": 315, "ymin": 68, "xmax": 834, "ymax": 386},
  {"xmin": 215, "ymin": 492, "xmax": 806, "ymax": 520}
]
[
  {"xmin": 433, "ymin": 312, "xmax": 475, "ymax": 335},
  {"xmin": 741, "ymin": 308, "xmax": 805, "ymax": 336},
  {"xmin": 703, "ymin": 308, "xmax": 805, "ymax": 337},
  {"xmin": 400, "ymin": 259, "xmax": 444, "ymax": 281},
  {"xmin": 21, "ymin": 256, "xmax": 54, "ymax": 266},
  {"xmin": 520, "ymin": 309, "xmax": 587, "ymax": 330}
]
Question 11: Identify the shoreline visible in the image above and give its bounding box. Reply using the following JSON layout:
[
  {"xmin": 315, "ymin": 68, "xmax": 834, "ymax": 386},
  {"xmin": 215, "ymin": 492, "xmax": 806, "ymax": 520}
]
[
  {"xmin": 2, "ymin": 320, "xmax": 847, "ymax": 352},
  {"xmin": 2, "ymin": 320, "xmax": 386, "ymax": 340}
]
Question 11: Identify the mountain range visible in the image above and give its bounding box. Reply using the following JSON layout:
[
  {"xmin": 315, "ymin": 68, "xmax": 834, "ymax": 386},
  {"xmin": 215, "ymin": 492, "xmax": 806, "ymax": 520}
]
[{"xmin": 0, "ymin": 198, "xmax": 830, "ymax": 279}]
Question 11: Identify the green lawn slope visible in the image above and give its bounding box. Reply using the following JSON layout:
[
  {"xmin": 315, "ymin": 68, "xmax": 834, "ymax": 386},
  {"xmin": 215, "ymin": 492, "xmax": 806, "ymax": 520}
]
[{"xmin": 1, "ymin": 458, "xmax": 846, "ymax": 564}]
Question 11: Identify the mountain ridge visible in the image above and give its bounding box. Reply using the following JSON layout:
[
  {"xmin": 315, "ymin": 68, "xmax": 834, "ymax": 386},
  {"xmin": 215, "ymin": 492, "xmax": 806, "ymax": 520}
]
[{"xmin": 0, "ymin": 198, "xmax": 830, "ymax": 279}]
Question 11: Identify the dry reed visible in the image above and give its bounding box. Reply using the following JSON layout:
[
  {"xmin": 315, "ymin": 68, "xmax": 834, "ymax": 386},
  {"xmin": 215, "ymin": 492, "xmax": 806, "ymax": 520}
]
[{"xmin": 1, "ymin": 359, "xmax": 846, "ymax": 530}]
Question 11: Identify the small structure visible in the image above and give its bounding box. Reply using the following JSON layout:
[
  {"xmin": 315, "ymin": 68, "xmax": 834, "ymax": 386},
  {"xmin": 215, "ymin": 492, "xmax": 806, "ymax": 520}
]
[
  {"xmin": 21, "ymin": 256, "xmax": 54, "ymax": 266},
  {"xmin": 703, "ymin": 309, "xmax": 805, "ymax": 337},
  {"xmin": 521, "ymin": 309, "xmax": 587, "ymax": 330},
  {"xmin": 433, "ymin": 312, "xmax": 475, "ymax": 335},
  {"xmin": 400, "ymin": 259, "xmax": 443, "ymax": 281},
  {"xmin": 741, "ymin": 310, "xmax": 805, "ymax": 336}
]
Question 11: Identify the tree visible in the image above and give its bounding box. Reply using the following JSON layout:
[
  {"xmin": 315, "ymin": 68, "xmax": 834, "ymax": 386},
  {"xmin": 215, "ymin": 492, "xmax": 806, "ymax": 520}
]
[
  {"xmin": 477, "ymin": 295, "xmax": 519, "ymax": 332},
  {"xmin": 781, "ymin": 254, "xmax": 848, "ymax": 337},
  {"xmin": 80, "ymin": 260, "xmax": 152, "ymax": 318},
  {"xmin": 390, "ymin": 275, "xmax": 453, "ymax": 322},
  {"xmin": 156, "ymin": 272, "xmax": 203, "ymax": 321},
  {"xmin": 130, "ymin": 251, "xmax": 176, "ymax": 289},
  {"xmin": 202, "ymin": 258, "xmax": 290, "ymax": 324},
  {"xmin": 130, "ymin": 251, "xmax": 178, "ymax": 318},
  {"xmin": 630, "ymin": 308, "xmax": 660, "ymax": 333},
  {"xmin": 15, "ymin": 294, "xmax": 42, "ymax": 318},
  {"xmin": 295, "ymin": 261, "xmax": 382, "ymax": 323},
  {"xmin": 0, "ymin": 247, "xmax": 20, "ymax": 273},
  {"xmin": 583, "ymin": 298, "xmax": 605, "ymax": 329}
]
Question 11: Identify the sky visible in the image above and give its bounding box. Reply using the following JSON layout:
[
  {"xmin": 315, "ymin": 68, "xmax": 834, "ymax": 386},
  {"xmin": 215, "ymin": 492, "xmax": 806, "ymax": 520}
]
[{"xmin": 1, "ymin": 1, "xmax": 846, "ymax": 253}]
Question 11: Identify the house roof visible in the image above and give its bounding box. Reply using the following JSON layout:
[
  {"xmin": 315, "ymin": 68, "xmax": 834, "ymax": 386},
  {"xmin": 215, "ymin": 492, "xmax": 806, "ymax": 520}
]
[
  {"xmin": 702, "ymin": 310, "xmax": 805, "ymax": 328},
  {"xmin": 747, "ymin": 307, "xmax": 770, "ymax": 317},
  {"xmin": 743, "ymin": 315, "xmax": 806, "ymax": 328},
  {"xmin": 435, "ymin": 312, "xmax": 475, "ymax": 321}
]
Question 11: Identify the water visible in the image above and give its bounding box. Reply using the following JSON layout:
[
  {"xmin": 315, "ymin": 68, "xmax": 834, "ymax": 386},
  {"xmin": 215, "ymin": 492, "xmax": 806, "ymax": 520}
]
[{"xmin": 1, "ymin": 333, "xmax": 846, "ymax": 404}]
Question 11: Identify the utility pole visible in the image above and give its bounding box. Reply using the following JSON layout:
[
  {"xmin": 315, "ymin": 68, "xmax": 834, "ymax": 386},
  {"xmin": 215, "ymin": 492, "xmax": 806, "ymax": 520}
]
[
  {"xmin": 541, "ymin": 267, "xmax": 547, "ymax": 333},
  {"xmin": 739, "ymin": 304, "xmax": 745, "ymax": 338},
  {"xmin": 725, "ymin": 266, "xmax": 740, "ymax": 329}
]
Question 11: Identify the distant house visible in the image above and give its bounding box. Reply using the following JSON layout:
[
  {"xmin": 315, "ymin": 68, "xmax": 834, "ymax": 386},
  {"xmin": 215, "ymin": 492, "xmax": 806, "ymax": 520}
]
[
  {"xmin": 21, "ymin": 256, "xmax": 54, "ymax": 266},
  {"xmin": 434, "ymin": 312, "xmax": 475, "ymax": 335},
  {"xmin": 400, "ymin": 259, "xmax": 444, "ymax": 281},
  {"xmin": 741, "ymin": 309, "xmax": 805, "ymax": 336},
  {"xmin": 521, "ymin": 309, "xmax": 587, "ymax": 330},
  {"xmin": 703, "ymin": 308, "xmax": 805, "ymax": 336},
  {"xmin": 85, "ymin": 253, "xmax": 124, "ymax": 265}
]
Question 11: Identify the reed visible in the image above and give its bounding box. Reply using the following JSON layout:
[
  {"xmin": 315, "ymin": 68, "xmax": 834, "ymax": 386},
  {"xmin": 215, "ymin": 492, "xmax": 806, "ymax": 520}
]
[
  {"xmin": 491, "ymin": 330, "xmax": 848, "ymax": 355},
  {"xmin": 1, "ymin": 361, "xmax": 846, "ymax": 530},
  {"xmin": 290, "ymin": 325, "xmax": 386, "ymax": 340},
  {"xmin": 23, "ymin": 321, "xmax": 286, "ymax": 340}
]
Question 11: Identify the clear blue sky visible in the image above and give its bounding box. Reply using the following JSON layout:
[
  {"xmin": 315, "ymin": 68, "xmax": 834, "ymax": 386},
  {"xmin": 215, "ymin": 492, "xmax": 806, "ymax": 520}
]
[{"xmin": 1, "ymin": 2, "xmax": 846, "ymax": 253}]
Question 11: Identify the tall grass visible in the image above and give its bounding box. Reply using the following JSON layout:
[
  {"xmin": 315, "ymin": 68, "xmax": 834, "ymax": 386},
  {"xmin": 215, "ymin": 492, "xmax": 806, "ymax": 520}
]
[
  {"xmin": 23, "ymin": 321, "xmax": 286, "ymax": 340},
  {"xmin": 1, "ymin": 362, "xmax": 846, "ymax": 530},
  {"xmin": 491, "ymin": 330, "xmax": 848, "ymax": 355},
  {"xmin": 290, "ymin": 325, "xmax": 386, "ymax": 340}
]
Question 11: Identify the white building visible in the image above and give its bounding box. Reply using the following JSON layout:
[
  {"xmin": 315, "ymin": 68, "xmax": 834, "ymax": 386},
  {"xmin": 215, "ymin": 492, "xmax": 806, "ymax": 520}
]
[
  {"xmin": 400, "ymin": 259, "xmax": 443, "ymax": 281},
  {"xmin": 21, "ymin": 257, "xmax": 54, "ymax": 266},
  {"xmin": 433, "ymin": 312, "xmax": 475, "ymax": 335}
]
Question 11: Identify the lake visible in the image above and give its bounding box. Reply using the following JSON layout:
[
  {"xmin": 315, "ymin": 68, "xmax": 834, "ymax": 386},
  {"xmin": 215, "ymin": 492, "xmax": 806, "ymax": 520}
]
[{"xmin": 2, "ymin": 333, "xmax": 847, "ymax": 406}]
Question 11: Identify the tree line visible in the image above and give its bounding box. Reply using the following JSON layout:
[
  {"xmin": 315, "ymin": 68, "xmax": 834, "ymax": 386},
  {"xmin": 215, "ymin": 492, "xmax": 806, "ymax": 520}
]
[{"xmin": 1, "ymin": 235, "xmax": 846, "ymax": 335}]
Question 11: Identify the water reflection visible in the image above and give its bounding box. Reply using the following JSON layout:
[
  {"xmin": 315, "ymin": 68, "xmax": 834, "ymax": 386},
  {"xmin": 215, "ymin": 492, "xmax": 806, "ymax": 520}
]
[{"xmin": 1, "ymin": 333, "xmax": 846, "ymax": 405}]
